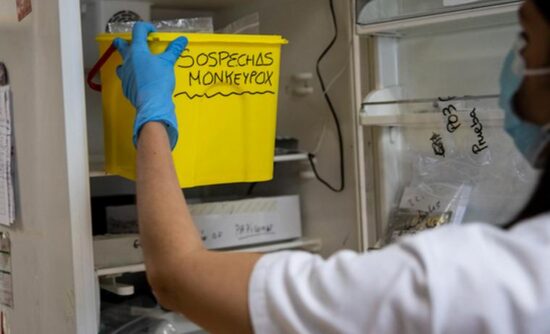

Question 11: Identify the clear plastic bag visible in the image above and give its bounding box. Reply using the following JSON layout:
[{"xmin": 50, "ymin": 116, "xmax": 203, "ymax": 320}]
[
  {"xmin": 112, "ymin": 317, "xmax": 176, "ymax": 334},
  {"xmin": 383, "ymin": 95, "xmax": 538, "ymax": 244},
  {"xmin": 101, "ymin": 300, "xmax": 176, "ymax": 334},
  {"xmin": 385, "ymin": 180, "xmax": 471, "ymax": 244},
  {"xmin": 217, "ymin": 12, "xmax": 260, "ymax": 34},
  {"xmin": 107, "ymin": 18, "xmax": 214, "ymax": 34},
  {"xmin": 432, "ymin": 97, "xmax": 494, "ymax": 167}
]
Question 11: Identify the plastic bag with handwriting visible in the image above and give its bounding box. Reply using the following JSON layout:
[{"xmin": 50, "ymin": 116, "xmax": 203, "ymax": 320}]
[{"xmin": 434, "ymin": 96, "xmax": 497, "ymax": 166}]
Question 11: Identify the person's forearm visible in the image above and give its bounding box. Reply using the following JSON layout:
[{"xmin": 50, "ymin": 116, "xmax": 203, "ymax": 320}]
[
  {"xmin": 136, "ymin": 122, "xmax": 260, "ymax": 333},
  {"xmin": 136, "ymin": 122, "xmax": 203, "ymax": 262}
]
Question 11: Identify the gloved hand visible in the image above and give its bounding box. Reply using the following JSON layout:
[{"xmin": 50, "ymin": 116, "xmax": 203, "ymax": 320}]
[{"xmin": 113, "ymin": 22, "xmax": 188, "ymax": 150}]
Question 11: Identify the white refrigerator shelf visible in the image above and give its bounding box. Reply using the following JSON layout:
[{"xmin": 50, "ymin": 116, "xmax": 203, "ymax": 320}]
[
  {"xmin": 95, "ymin": 238, "xmax": 322, "ymax": 277},
  {"xmin": 357, "ymin": 1, "xmax": 520, "ymax": 36},
  {"xmin": 89, "ymin": 151, "xmax": 310, "ymax": 178}
]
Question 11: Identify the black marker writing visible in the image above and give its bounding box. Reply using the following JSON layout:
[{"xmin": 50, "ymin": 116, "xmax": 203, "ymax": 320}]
[
  {"xmin": 469, "ymin": 108, "xmax": 489, "ymax": 154},
  {"xmin": 430, "ymin": 132, "xmax": 446, "ymax": 157},
  {"xmin": 441, "ymin": 104, "xmax": 461, "ymax": 133},
  {"xmin": 179, "ymin": 50, "xmax": 274, "ymax": 69},
  {"xmin": 174, "ymin": 90, "xmax": 275, "ymax": 100},
  {"xmin": 235, "ymin": 223, "xmax": 275, "ymax": 240},
  {"xmin": 438, "ymin": 96, "xmax": 457, "ymax": 102},
  {"xmin": 407, "ymin": 195, "xmax": 423, "ymax": 208},
  {"xmin": 187, "ymin": 70, "xmax": 274, "ymax": 87},
  {"xmin": 175, "ymin": 48, "xmax": 278, "ymax": 100}
]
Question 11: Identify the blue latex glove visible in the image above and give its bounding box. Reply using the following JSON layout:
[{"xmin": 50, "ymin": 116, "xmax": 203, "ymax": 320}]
[{"xmin": 113, "ymin": 22, "xmax": 188, "ymax": 150}]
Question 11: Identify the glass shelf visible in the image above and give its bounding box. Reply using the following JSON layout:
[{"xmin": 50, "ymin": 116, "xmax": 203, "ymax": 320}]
[
  {"xmin": 361, "ymin": 94, "xmax": 503, "ymax": 126},
  {"xmin": 358, "ymin": 0, "xmax": 519, "ymax": 26},
  {"xmin": 357, "ymin": 0, "xmax": 520, "ymax": 36}
]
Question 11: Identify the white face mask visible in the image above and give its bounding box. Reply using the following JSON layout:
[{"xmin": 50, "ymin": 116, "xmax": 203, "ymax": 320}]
[{"xmin": 499, "ymin": 37, "xmax": 550, "ymax": 168}]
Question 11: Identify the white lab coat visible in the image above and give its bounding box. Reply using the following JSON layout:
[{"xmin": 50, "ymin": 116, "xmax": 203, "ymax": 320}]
[{"xmin": 249, "ymin": 212, "xmax": 550, "ymax": 334}]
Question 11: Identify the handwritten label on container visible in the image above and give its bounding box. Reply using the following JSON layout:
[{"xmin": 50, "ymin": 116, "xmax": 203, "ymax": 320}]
[
  {"xmin": 175, "ymin": 50, "xmax": 276, "ymax": 100},
  {"xmin": 235, "ymin": 223, "xmax": 275, "ymax": 241}
]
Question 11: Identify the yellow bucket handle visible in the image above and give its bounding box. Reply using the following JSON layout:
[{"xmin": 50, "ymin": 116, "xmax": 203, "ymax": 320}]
[{"xmin": 87, "ymin": 43, "xmax": 117, "ymax": 92}]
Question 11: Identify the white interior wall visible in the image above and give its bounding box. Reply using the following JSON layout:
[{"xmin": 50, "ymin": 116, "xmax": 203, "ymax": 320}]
[
  {"xmin": 213, "ymin": 2, "xmax": 258, "ymax": 30},
  {"xmin": 259, "ymin": 0, "xmax": 361, "ymax": 255},
  {"xmin": 0, "ymin": 0, "xmax": 96, "ymax": 332},
  {"xmin": 398, "ymin": 25, "xmax": 519, "ymax": 98},
  {"xmin": 150, "ymin": 7, "xmax": 214, "ymax": 21}
]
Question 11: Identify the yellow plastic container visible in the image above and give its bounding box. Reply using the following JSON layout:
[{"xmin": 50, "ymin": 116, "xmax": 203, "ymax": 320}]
[{"xmin": 95, "ymin": 33, "xmax": 287, "ymax": 188}]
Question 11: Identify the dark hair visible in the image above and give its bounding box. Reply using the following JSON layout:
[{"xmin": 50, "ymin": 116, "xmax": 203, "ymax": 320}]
[
  {"xmin": 504, "ymin": 1, "xmax": 550, "ymax": 228},
  {"xmin": 505, "ymin": 159, "xmax": 550, "ymax": 228},
  {"xmin": 534, "ymin": 0, "xmax": 550, "ymax": 22}
]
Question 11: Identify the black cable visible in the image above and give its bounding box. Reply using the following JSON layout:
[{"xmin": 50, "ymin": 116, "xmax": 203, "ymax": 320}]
[{"xmin": 309, "ymin": 0, "xmax": 345, "ymax": 193}]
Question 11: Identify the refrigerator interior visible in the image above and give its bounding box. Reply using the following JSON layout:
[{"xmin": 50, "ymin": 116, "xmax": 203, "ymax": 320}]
[
  {"xmin": 0, "ymin": 0, "xmax": 541, "ymax": 331},
  {"xmin": 82, "ymin": 0, "xmax": 360, "ymax": 331},
  {"xmin": 358, "ymin": 1, "xmax": 539, "ymax": 243},
  {"xmin": 85, "ymin": 0, "xmax": 360, "ymax": 256}
]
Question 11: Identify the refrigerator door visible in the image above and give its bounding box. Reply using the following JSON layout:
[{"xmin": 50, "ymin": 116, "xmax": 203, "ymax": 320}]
[
  {"xmin": 355, "ymin": 0, "xmax": 539, "ymax": 246},
  {"xmin": 357, "ymin": 0, "xmax": 519, "ymax": 25}
]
